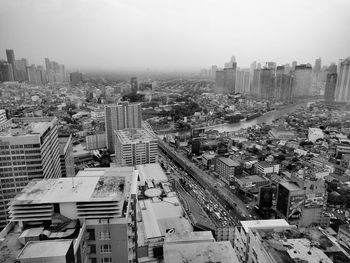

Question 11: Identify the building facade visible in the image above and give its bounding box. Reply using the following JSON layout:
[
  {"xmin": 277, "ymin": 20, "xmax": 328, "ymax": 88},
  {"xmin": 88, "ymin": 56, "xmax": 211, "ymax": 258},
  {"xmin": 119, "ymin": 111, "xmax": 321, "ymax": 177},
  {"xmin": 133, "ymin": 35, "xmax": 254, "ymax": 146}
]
[
  {"xmin": 215, "ymin": 157, "xmax": 242, "ymax": 185},
  {"xmin": 115, "ymin": 129, "xmax": 158, "ymax": 166},
  {"xmin": 292, "ymin": 64, "xmax": 312, "ymax": 97},
  {"xmin": 0, "ymin": 117, "xmax": 61, "ymax": 229},
  {"xmin": 58, "ymin": 134, "xmax": 75, "ymax": 177},
  {"xmin": 334, "ymin": 57, "xmax": 350, "ymax": 102},
  {"xmin": 105, "ymin": 102, "xmax": 142, "ymax": 153}
]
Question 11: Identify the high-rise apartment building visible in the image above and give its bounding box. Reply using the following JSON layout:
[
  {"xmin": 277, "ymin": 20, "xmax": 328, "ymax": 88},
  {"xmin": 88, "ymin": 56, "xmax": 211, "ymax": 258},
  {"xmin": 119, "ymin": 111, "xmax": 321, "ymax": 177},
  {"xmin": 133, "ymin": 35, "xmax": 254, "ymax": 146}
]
[
  {"xmin": 314, "ymin": 57, "xmax": 322, "ymax": 73},
  {"xmin": 324, "ymin": 73, "xmax": 337, "ymax": 102},
  {"xmin": 236, "ymin": 70, "xmax": 250, "ymax": 94},
  {"xmin": 0, "ymin": 61, "xmax": 14, "ymax": 81},
  {"xmin": 334, "ymin": 57, "xmax": 350, "ymax": 102},
  {"xmin": 15, "ymin": 59, "xmax": 28, "ymax": 81},
  {"xmin": 0, "ymin": 117, "xmax": 61, "ymax": 229},
  {"xmin": 6, "ymin": 49, "xmax": 17, "ymax": 80},
  {"xmin": 131, "ymin": 77, "xmax": 138, "ymax": 94},
  {"xmin": 215, "ymin": 64, "xmax": 237, "ymax": 94},
  {"xmin": 105, "ymin": 102, "xmax": 142, "ymax": 153},
  {"xmin": 259, "ymin": 68, "xmax": 275, "ymax": 100},
  {"xmin": 1, "ymin": 166, "xmax": 138, "ymax": 263},
  {"xmin": 27, "ymin": 64, "xmax": 43, "ymax": 85},
  {"xmin": 275, "ymin": 66, "xmax": 293, "ymax": 103},
  {"xmin": 58, "ymin": 135, "xmax": 75, "ymax": 177},
  {"xmin": 115, "ymin": 128, "xmax": 158, "ymax": 166},
  {"xmin": 292, "ymin": 64, "xmax": 312, "ymax": 97}
]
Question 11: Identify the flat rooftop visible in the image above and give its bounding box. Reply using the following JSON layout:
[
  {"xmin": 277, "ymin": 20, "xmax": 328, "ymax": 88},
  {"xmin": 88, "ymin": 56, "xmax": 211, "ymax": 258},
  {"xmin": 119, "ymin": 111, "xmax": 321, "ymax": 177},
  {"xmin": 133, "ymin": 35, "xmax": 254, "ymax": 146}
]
[
  {"xmin": 165, "ymin": 231, "xmax": 215, "ymax": 244},
  {"xmin": 139, "ymin": 197, "xmax": 192, "ymax": 239},
  {"xmin": 218, "ymin": 157, "xmax": 240, "ymax": 167},
  {"xmin": 164, "ymin": 241, "xmax": 240, "ymax": 263},
  {"xmin": 137, "ymin": 163, "xmax": 168, "ymax": 183},
  {"xmin": 11, "ymin": 169, "xmax": 134, "ymax": 204},
  {"xmin": 115, "ymin": 128, "xmax": 156, "ymax": 144},
  {"xmin": 280, "ymin": 181, "xmax": 301, "ymax": 191},
  {"xmin": 17, "ymin": 240, "xmax": 72, "ymax": 260},
  {"xmin": 0, "ymin": 119, "xmax": 52, "ymax": 137},
  {"xmin": 241, "ymin": 219, "xmax": 290, "ymax": 233}
]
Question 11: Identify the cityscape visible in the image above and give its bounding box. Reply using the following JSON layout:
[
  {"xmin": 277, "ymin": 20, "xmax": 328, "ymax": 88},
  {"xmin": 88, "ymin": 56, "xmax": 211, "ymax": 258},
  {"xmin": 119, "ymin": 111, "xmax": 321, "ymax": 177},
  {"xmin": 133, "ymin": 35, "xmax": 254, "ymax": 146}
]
[{"xmin": 1, "ymin": 0, "xmax": 350, "ymax": 263}]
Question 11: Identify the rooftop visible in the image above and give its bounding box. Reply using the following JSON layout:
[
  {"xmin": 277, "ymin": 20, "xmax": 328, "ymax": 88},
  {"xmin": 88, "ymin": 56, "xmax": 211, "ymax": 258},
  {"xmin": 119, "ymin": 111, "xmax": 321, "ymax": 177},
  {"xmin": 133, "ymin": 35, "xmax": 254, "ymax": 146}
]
[
  {"xmin": 164, "ymin": 241, "xmax": 240, "ymax": 263},
  {"xmin": 165, "ymin": 231, "xmax": 215, "ymax": 244},
  {"xmin": 17, "ymin": 240, "xmax": 72, "ymax": 260},
  {"xmin": 11, "ymin": 168, "xmax": 134, "ymax": 204},
  {"xmin": 0, "ymin": 119, "xmax": 52, "ymax": 137},
  {"xmin": 137, "ymin": 163, "xmax": 168, "ymax": 184},
  {"xmin": 115, "ymin": 128, "xmax": 156, "ymax": 144},
  {"xmin": 241, "ymin": 219, "xmax": 290, "ymax": 233},
  {"xmin": 218, "ymin": 157, "xmax": 240, "ymax": 167}
]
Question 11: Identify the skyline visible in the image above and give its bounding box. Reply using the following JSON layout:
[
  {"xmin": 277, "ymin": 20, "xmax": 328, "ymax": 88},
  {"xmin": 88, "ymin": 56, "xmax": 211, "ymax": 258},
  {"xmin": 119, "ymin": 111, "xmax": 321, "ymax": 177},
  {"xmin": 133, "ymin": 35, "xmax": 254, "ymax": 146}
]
[{"xmin": 0, "ymin": 0, "xmax": 350, "ymax": 71}]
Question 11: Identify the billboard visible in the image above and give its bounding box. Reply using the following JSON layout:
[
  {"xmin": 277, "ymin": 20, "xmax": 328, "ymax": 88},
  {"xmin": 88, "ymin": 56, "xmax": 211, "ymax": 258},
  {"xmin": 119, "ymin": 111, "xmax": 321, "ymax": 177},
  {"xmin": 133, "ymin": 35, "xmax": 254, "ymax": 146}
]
[
  {"xmin": 288, "ymin": 195, "xmax": 304, "ymax": 220},
  {"xmin": 304, "ymin": 193, "xmax": 324, "ymax": 208},
  {"xmin": 259, "ymin": 186, "xmax": 273, "ymax": 210}
]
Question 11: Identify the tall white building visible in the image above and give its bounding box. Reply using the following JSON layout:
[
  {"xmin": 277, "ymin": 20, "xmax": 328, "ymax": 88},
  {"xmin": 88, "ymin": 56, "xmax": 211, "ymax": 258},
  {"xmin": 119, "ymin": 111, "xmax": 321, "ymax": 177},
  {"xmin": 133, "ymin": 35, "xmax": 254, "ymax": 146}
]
[
  {"xmin": 335, "ymin": 57, "xmax": 350, "ymax": 102},
  {"xmin": 105, "ymin": 102, "xmax": 142, "ymax": 153},
  {"xmin": 0, "ymin": 117, "xmax": 61, "ymax": 229},
  {"xmin": 115, "ymin": 128, "xmax": 158, "ymax": 166}
]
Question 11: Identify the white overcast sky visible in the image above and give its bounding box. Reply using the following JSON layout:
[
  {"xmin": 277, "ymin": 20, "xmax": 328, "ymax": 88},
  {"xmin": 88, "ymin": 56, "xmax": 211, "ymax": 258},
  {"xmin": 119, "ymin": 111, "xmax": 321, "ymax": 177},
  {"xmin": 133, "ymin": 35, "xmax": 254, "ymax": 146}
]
[{"xmin": 0, "ymin": 0, "xmax": 349, "ymax": 71}]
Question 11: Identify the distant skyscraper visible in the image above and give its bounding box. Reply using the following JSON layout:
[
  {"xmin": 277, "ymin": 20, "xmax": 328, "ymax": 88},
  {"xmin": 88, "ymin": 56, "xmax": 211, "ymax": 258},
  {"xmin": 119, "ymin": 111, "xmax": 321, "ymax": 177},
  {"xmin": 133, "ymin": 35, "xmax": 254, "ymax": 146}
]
[
  {"xmin": 223, "ymin": 64, "xmax": 237, "ymax": 94},
  {"xmin": 104, "ymin": 102, "xmax": 142, "ymax": 153},
  {"xmin": 210, "ymin": 65, "xmax": 218, "ymax": 79},
  {"xmin": 292, "ymin": 64, "xmax": 312, "ymax": 97},
  {"xmin": 215, "ymin": 70, "xmax": 225, "ymax": 93},
  {"xmin": 292, "ymin": 61, "xmax": 297, "ymax": 70},
  {"xmin": 314, "ymin": 57, "xmax": 322, "ymax": 73},
  {"xmin": 0, "ymin": 117, "xmax": 61, "ymax": 229},
  {"xmin": 27, "ymin": 64, "xmax": 43, "ymax": 85},
  {"xmin": 15, "ymin": 59, "xmax": 28, "ymax": 81},
  {"xmin": 324, "ymin": 73, "xmax": 337, "ymax": 102},
  {"xmin": 236, "ymin": 70, "xmax": 250, "ymax": 94},
  {"xmin": 257, "ymin": 63, "xmax": 261, "ymax": 70},
  {"xmin": 259, "ymin": 68, "xmax": 275, "ymax": 99},
  {"xmin": 266, "ymin": 62, "xmax": 277, "ymax": 71},
  {"xmin": 334, "ymin": 57, "xmax": 350, "ymax": 102},
  {"xmin": 275, "ymin": 66, "xmax": 293, "ymax": 103},
  {"xmin": 0, "ymin": 61, "xmax": 14, "ymax": 81},
  {"xmin": 45, "ymin": 57, "xmax": 51, "ymax": 71},
  {"xmin": 6, "ymin": 49, "xmax": 17, "ymax": 80},
  {"xmin": 131, "ymin": 77, "xmax": 138, "ymax": 94},
  {"xmin": 328, "ymin": 63, "xmax": 337, "ymax": 74}
]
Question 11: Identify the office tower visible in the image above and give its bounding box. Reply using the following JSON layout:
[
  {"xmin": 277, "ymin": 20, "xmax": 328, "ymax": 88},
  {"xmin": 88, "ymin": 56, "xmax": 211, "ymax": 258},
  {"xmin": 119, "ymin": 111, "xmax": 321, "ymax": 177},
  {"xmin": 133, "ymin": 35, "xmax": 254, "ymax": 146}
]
[
  {"xmin": 276, "ymin": 171, "xmax": 327, "ymax": 227},
  {"xmin": 70, "ymin": 71, "xmax": 83, "ymax": 84},
  {"xmin": 249, "ymin": 61, "xmax": 257, "ymax": 91},
  {"xmin": 115, "ymin": 128, "xmax": 158, "ymax": 166},
  {"xmin": 251, "ymin": 68, "xmax": 261, "ymax": 97},
  {"xmin": 291, "ymin": 61, "xmax": 297, "ymax": 70},
  {"xmin": 104, "ymin": 102, "xmax": 142, "ymax": 153},
  {"xmin": 3, "ymin": 166, "xmax": 138, "ymax": 263},
  {"xmin": 292, "ymin": 64, "xmax": 312, "ymax": 97},
  {"xmin": 6, "ymin": 49, "xmax": 17, "ymax": 80},
  {"xmin": 324, "ymin": 73, "xmax": 337, "ymax": 102},
  {"xmin": 257, "ymin": 63, "xmax": 261, "ymax": 69},
  {"xmin": 275, "ymin": 66, "xmax": 293, "ymax": 103},
  {"xmin": 131, "ymin": 77, "xmax": 138, "ymax": 94},
  {"xmin": 58, "ymin": 135, "xmax": 75, "ymax": 177},
  {"xmin": 0, "ymin": 117, "xmax": 61, "ymax": 229},
  {"xmin": 314, "ymin": 57, "xmax": 322, "ymax": 73},
  {"xmin": 0, "ymin": 61, "xmax": 14, "ymax": 81},
  {"xmin": 334, "ymin": 57, "xmax": 350, "ymax": 102},
  {"xmin": 215, "ymin": 157, "xmax": 242, "ymax": 185}
]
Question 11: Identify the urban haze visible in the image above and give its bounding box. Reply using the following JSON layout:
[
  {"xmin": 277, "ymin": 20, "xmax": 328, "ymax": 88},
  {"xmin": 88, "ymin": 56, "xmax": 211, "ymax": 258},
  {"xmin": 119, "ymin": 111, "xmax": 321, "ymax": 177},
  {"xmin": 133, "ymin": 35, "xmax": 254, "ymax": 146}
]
[{"xmin": 0, "ymin": 1, "xmax": 350, "ymax": 263}]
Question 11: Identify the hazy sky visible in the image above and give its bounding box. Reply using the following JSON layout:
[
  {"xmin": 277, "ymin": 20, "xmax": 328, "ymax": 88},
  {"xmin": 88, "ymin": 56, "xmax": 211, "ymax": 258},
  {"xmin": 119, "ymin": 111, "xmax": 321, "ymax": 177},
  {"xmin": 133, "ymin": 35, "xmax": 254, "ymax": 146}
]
[{"xmin": 0, "ymin": 0, "xmax": 349, "ymax": 71}]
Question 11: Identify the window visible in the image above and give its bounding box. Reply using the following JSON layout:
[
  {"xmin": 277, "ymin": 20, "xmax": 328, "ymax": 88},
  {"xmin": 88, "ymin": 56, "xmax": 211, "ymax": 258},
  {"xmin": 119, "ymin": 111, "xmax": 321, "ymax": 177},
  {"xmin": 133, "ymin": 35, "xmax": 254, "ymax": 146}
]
[
  {"xmin": 100, "ymin": 258, "xmax": 112, "ymax": 263},
  {"xmin": 99, "ymin": 231, "xmax": 111, "ymax": 240},
  {"xmin": 88, "ymin": 244, "xmax": 96, "ymax": 254},
  {"xmin": 100, "ymin": 244, "xmax": 112, "ymax": 253},
  {"xmin": 87, "ymin": 229, "xmax": 95, "ymax": 241}
]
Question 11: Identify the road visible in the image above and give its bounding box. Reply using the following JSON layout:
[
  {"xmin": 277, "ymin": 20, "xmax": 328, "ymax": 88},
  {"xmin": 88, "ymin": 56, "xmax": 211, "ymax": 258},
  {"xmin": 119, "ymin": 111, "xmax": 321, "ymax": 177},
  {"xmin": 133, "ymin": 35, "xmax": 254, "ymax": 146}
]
[{"xmin": 159, "ymin": 139, "xmax": 251, "ymax": 221}]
